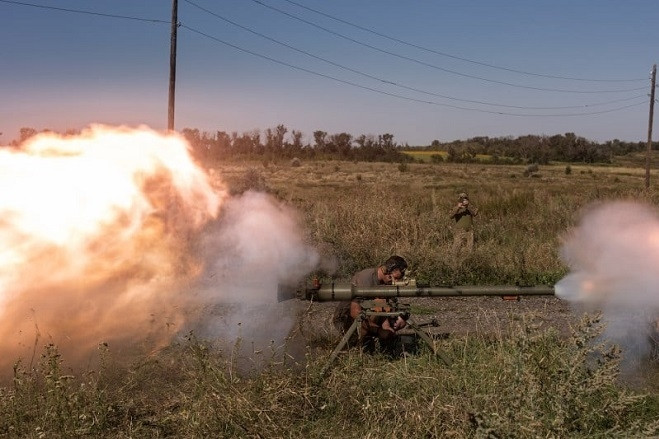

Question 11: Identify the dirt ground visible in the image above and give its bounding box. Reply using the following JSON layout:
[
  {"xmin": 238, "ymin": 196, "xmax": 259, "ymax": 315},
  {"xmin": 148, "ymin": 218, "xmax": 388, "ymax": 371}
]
[{"xmin": 297, "ymin": 295, "xmax": 579, "ymax": 343}]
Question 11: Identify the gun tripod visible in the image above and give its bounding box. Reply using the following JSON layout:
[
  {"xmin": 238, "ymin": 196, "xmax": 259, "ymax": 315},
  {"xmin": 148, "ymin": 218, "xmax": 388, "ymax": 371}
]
[{"xmin": 321, "ymin": 299, "xmax": 451, "ymax": 376}]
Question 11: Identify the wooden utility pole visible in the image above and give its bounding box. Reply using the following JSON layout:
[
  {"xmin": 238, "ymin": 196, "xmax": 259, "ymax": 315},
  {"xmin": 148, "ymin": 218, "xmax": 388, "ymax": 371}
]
[
  {"xmin": 645, "ymin": 64, "xmax": 656, "ymax": 189},
  {"xmin": 168, "ymin": 0, "xmax": 178, "ymax": 131}
]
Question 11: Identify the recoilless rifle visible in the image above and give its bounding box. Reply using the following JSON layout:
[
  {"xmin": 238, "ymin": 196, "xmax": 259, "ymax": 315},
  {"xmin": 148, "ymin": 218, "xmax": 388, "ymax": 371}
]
[{"xmin": 279, "ymin": 279, "xmax": 556, "ymax": 375}]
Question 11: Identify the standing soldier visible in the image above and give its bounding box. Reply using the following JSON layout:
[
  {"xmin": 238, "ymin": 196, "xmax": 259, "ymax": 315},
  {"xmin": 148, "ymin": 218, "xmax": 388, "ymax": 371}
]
[{"xmin": 451, "ymin": 192, "xmax": 478, "ymax": 259}]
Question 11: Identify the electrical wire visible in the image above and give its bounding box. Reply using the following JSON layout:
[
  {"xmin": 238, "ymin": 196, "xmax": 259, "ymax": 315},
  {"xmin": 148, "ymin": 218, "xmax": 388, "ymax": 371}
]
[
  {"xmin": 1, "ymin": 0, "xmax": 651, "ymax": 117},
  {"xmin": 249, "ymin": 0, "xmax": 647, "ymax": 94},
  {"xmin": 0, "ymin": 0, "xmax": 169, "ymax": 23},
  {"xmin": 180, "ymin": 24, "xmax": 648, "ymax": 117},
  {"xmin": 280, "ymin": 0, "xmax": 646, "ymax": 83},
  {"xmin": 185, "ymin": 0, "xmax": 648, "ymax": 111}
]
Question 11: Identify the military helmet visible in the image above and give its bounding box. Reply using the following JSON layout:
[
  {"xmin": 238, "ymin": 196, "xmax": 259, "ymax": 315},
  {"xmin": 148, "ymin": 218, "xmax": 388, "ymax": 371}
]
[{"xmin": 458, "ymin": 192, "xmax": 468, "ymax": 200}]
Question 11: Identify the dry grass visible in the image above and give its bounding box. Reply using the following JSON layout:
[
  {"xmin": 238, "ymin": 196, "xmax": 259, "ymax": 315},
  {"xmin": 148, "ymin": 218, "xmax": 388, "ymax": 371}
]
[
  {"xmin": 216, "ymin": 159, "xmax": 659, "ymax": 284},
  {"xmin": 2, "ymin": 159, "xmax": 658, "ymax": 437},
  {"xmin": 1, "ymin": 314, "xmax": 657, "ymax": 438}
]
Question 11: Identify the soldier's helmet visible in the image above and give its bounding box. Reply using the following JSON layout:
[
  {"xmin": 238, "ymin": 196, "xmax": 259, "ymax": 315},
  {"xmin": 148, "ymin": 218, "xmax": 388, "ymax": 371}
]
[{"xmin": 458, "ymin": 192, "xmax": 469, "ymax": 200}]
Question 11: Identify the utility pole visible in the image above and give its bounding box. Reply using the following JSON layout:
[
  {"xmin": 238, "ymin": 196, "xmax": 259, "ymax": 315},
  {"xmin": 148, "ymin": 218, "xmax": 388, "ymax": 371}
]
[
  {"xmin": 645, "ymin": 64, "xmax": 656, "ymax": 189},
  {"xmin": 168, "ymin": 0, "xmax": 178, "ymax": 131}
]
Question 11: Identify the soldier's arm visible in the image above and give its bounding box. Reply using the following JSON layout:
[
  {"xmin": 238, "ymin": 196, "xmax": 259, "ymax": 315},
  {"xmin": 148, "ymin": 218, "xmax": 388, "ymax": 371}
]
[
  {"xmin": 451, "ymin": 205, "xmax": 465, "ymax": 218},
  {"xmin": 349, "ymin": 300, "xmax": 362, "ymax": 320}
]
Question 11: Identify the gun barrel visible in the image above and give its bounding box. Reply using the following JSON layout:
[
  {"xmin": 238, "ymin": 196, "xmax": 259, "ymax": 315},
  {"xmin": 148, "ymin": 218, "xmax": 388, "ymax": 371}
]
[{"xmin": 303, "ymin": 283, "xmax": 555, "ymax": 302}]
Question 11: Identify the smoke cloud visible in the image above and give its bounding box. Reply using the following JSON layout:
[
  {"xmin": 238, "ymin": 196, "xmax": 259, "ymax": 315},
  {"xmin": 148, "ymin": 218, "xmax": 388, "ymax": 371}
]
[
  {"xmin": 189, "ymin": 190, "xmax": 320, "ymax": 366},
  {"xmin": 0, "ymin": 125, "xmax": 319, "ymax": 375},
  {"xmin": 555, "ymin": 200, "xmax": 659, "ymax": 365}
]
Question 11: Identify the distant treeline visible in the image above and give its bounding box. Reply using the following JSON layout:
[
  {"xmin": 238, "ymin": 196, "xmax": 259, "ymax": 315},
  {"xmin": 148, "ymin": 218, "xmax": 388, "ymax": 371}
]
[
  {"xmin": 9, "ymin": 125, "xmax": 656, "ymax": 164},
  {"xmin": 182, "ymin": 126, "xmax": 655, "ymax": 165},
  {"xmin": 181, "ymin": 126, "xmax": 408, "ymax": 164},
  {"xmin": 427, "ymin": 133, "xmax": 654, "ymax": 164}
]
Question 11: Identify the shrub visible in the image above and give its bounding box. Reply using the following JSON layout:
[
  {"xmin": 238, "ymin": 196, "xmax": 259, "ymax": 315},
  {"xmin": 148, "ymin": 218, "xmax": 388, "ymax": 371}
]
[
  {"xmin": 523, "ymin": 163, "xmax": 539, "ymax": 177},
  {"xmin": 235, "ymin": 167, "xmax": 268, "ymax": 193}
]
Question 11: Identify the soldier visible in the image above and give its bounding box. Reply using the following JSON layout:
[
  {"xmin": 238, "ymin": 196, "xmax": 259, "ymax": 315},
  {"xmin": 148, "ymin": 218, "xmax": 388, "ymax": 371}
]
[
  {"xmin": 332, "ymin": 256, "xmax": 408, "ymax": 351},
  {"xmin": 451, "ymin": 192, "xmax": 479, "ymax": 259}
]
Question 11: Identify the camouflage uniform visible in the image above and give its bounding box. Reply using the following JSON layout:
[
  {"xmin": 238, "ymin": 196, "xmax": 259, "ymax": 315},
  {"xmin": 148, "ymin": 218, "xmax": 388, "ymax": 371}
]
[{"xmin": 451, "ymin": 193, "xmax": 478, "ymax": 258}]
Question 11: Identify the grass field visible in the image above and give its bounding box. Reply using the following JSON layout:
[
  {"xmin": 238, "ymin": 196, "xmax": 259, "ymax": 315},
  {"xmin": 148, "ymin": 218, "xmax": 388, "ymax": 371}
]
[
  {"xmin": 217, "ymin": 158, "xmax": 659, "ymax": 284},
  {"xmin": 403, "ymin": 150, "xmax": 449, "ymax": 162},
  {"xmin": 2, "ymin": 158, "xmax": 658, "ymax": 437},
  {"xmin": 402, "ymin": 149, "xmax": 500, "ymax": 163}
]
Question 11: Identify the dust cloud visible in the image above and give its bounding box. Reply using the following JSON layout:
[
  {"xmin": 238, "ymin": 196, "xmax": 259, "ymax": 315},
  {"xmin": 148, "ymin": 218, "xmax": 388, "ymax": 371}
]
[
  {"xmin": 555, "ymin": 200, "xmax": 659, "ymax": 365},
  {"xmin": 0, "ymin": 125, "xmax": 319, "ymax": 375}
]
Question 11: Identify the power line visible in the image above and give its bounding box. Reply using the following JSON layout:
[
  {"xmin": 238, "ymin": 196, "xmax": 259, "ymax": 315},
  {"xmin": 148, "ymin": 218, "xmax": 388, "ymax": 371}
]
[
  {"xmin": 185, "ymin": 0, "xmax": 646, "ymax": 111},
  {"xmin": 180, "ymin": 23, "xmax": 648, "ymax": 117},
  {"xmin": 2, "ymin": 0, "xmax": 647, "ymax": 97},
  {"xmin": 2, "ymin": 0, "xmax": 650, "ymax": 118},
  {"xmin": 249, "ymin": 0, "xmax": 647, "ymax": 94},
  {"xmin": 0, "ymin": 0, "xmax": 169, "ymax": 23},
  {"xmin": 280, "ymin": 0, "xmax": 646, "ymax": 83}
]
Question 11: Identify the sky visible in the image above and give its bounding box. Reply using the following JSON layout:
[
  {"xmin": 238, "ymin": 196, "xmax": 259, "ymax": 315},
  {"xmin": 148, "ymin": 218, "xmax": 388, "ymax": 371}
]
[{"xmin": 1, "ymin": 0, "xmax": 658, "ymax": 146}]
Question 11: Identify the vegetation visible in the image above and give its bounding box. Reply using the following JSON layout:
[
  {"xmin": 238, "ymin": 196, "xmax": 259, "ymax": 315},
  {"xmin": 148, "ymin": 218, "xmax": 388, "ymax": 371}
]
[
  {"xmin": 216, "ymin": 157, "xmax": 659, "ymax": 285},
  {"xmin": 424, "ymin": 133, "xmax": 656, "ymax": 164},
  {"xmin": 182, "ymin": 128, "xmax": 657, "ymax": 165},
  {"xmin": 8, "ymin": 125, "xmax": 657, "ymax": 165},
  {"xmin": 2, "ymin": 127, "xmax": 659, "ymax": 436},
  {"xmin": 1, "ymin": 314, "xmax": 657, "ymax": 437}
]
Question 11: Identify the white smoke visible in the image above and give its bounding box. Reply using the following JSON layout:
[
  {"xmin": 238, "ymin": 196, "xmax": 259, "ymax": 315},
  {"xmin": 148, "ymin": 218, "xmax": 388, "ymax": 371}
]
[
  {"xmin": 555, "ymin": 200, "xmax": 659, "ymax": 365},
  {"xmin": 188, "ymin": 191, "xmax": 320, "ymax": 368}
]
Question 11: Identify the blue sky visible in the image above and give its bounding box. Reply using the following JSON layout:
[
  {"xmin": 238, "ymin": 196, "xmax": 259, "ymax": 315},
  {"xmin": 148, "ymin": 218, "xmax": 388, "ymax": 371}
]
[{"xmin": 1, "ymin": 0, "xmax": 658, "ymax": 146}]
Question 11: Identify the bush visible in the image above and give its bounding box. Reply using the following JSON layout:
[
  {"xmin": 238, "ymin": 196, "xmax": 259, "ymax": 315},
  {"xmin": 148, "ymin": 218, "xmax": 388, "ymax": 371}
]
[
  {"xmin": 234, "ymin": 167, "xmax": 268, "ymax": 193},
  {"xmin": 523, "ymin": 163, "xmax": 539, "ymax": 177},
  {"xmin": 430, "ymin": 154, "xmax": 444, "ymax": 163}
]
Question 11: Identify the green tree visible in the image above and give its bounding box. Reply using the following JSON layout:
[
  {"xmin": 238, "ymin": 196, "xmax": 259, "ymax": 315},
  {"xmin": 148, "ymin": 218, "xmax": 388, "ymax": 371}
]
[
  {"xmin": 313, "ymin": 130, "xmax": 327, "ymax": 150},
  {"xmin": 329, "ymin": 132, "xmax": 353, "ymax": 157}
]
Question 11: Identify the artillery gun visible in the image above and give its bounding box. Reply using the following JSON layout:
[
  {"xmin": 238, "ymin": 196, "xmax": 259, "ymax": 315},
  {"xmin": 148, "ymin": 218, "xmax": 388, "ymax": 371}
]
[{"xmin": 279, "ymin": 279, "xmax": 556, "ymax": 375}]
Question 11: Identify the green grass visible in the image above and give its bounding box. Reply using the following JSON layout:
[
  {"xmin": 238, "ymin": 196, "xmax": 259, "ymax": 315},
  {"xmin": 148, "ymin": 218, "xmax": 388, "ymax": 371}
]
[
  {"xmin": 403, "ymin": 150, "xmax": 448, "ymax": 162},
  {"xmin": 410, "ymin": 304, "xmax": 438, "ymax": 315}
]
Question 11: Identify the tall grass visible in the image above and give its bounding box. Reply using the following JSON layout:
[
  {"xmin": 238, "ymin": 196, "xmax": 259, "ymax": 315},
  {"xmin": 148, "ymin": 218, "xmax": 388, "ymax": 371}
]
[
  {"xmin": 2, "ymin": 159, "xmax": 658, "ymax": 437},
  {"xmin": 1, "ymin": 314, "xmax": 657, "ymax": 437},
  {"xmin": 260, "ymin": 161, "xmax": 621, "ymax": 284}
]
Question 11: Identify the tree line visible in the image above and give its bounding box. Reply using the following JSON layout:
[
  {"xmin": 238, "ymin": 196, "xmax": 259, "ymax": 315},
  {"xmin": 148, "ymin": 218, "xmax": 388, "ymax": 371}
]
[
  {"xmin": 429, "ymin": 133, "xmax": 654, "ymax": 165},
  {"xmin": 7, "ymin": 125, "xmax": 655, "ymax": 165},
  {"xmin": 180, "ymin": 125, "xmax": 408, "ymax": 164}
]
